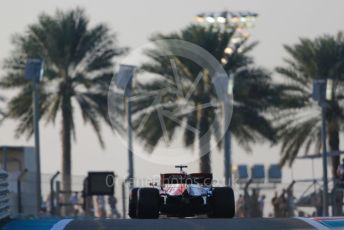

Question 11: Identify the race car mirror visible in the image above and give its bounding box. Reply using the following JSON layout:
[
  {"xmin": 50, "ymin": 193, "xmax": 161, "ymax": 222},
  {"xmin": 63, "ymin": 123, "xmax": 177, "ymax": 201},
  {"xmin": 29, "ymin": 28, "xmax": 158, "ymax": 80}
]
[{"xmin": 84, "ymin": 171, "xmax": 115, "ymax": 196}]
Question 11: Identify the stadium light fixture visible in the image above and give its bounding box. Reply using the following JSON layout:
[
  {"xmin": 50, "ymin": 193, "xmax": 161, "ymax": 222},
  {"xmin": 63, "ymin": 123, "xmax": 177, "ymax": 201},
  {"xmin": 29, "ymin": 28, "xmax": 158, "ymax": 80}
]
[
  {"xmin": 195, "ymin": 14, "xmax": 205, "ymax": 23},
  {"xmin": 206, "ymin": 14, "xmax": 215, "ymax": 23},
  {"xmin": 224, "ymin": 47, "xmax": 234, "ymax": 55},
  {"xmin": 326, "ymin": 79, "xmax": 333, "ymax": 101}
]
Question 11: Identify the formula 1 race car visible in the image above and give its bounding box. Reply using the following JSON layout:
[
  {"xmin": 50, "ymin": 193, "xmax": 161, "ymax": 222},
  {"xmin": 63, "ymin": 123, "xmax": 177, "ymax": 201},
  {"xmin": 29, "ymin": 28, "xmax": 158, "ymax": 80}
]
[{"xmin": 129, "ymin": 165, "xmax": 235, "ymax": 219}]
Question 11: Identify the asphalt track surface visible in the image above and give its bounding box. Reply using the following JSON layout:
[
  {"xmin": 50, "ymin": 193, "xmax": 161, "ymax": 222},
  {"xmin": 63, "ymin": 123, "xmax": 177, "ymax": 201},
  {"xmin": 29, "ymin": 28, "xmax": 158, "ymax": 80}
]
[{"xmin": 64, "ymin": 218, "xmax": 317, "ymax": 230}]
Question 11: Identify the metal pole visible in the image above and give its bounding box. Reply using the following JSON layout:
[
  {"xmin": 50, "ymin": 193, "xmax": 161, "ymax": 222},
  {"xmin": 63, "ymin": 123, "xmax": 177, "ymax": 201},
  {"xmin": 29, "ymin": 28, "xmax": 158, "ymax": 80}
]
[
  {"xmin": 224, "ymin": 97, "xmax": 232, "ymax": 186},
  {"xmin": 321, "ymin": 106, "xmax": 329, "ymax": 216},
  {"xmin": 127, "ymin": 77, "xmax": 134, "ymax": 190},
  {"xmin": 33, "ymin": 79, "xmax": 42, "ymax": 215},
  {"xmin": 17, "ymin": 168, "xmax": 28, "ymax": 213},
  {"xmin": 228, "ymin": 131, "xmax": 232, "ymax": 186},
  {"xmin": 122, "ymin": 181, "xmax": 127, "ymax": 219},
  {"xmin": 50, "ymin": 171, "xmax": 60, "ymax": 215},
  {"xmin": 55, "ymin": 181, "xmax": 61, "ymax": 216}
]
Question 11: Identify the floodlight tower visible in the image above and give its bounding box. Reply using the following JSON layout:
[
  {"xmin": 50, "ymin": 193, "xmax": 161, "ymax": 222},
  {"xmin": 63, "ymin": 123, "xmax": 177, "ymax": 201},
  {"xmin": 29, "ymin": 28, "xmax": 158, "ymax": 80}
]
[{"xmin": 195, "ymin": 11, "xmax": 258, "ymax": 186}]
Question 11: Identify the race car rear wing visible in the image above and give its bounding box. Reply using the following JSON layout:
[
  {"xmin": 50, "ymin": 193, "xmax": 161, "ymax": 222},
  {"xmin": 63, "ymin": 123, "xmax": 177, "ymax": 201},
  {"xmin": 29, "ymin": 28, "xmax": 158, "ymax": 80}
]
[{"xmin": 160, "ymin": 173, "xmax": 212, "ymax": 185}]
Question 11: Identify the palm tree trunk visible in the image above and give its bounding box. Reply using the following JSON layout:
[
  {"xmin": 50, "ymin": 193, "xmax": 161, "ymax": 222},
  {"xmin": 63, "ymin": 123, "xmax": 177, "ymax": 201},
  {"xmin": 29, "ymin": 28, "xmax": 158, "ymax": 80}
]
[
  {"xmin": 327, "ymin": 104, "xmax": 341, "ymax": 179},
  {"xmin": 199, "ymin": 107, "xmax": 211, "ymax": 173},
  {"xmin": 61, "ymin": 89, "xmax": 72, "ymax": 215},
  {"xmin": 328, "ymin": 119, "xmax": 342, "ymax": 215},
  {"xmin": 329, "ymin": 128, "xmax": 340, "ymax": 179}
]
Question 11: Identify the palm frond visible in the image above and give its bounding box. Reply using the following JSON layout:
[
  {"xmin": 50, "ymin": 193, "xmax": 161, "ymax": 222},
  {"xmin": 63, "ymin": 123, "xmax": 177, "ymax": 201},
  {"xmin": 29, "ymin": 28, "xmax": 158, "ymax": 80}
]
[
  {"xmin": 0, "ymin": 8, "xmax": 126, "ymax": 146},
  {"xmin": 276, "ymin": 31, "xmax": 344, "ymax": 167},
  {"xmin": 134, "ymin": 24, "xmax": 276, "ymax": 156}
]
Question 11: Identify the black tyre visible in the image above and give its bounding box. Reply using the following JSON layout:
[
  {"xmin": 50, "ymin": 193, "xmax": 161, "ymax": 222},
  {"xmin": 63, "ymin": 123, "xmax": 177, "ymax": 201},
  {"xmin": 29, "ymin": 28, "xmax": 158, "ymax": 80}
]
[
  {"xmin": 210, "ymin": 187, "xmax": 235, "ymax": 218},
  {"xmin": 137, "ymin": 188, "xmax": 160, "ymax": 219},
  {"xmin": 129, "ymin": 188, "xmax": 139, "ymax": 218}
]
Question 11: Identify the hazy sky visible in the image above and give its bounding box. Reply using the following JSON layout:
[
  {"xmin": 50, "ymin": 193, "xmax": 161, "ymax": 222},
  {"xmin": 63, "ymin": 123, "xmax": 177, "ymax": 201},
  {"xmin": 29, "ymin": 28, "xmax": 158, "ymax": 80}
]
[{"xmin": 0, "ymin": 0, "xmax": 343, "ymax": 193}]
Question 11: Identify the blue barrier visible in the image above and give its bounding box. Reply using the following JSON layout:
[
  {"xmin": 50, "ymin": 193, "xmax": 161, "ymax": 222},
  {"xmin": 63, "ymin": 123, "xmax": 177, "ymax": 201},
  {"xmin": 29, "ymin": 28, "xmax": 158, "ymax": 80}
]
[{"xmin": 251, "ymin": 164, "xmax": 265, "ymax": 183}]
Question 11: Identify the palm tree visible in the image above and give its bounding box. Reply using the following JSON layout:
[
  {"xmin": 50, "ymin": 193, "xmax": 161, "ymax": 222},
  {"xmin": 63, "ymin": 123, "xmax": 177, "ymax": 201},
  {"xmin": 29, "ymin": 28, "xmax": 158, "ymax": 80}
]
[
  {"xmin": 130, "ymin": 25, "xmax": 278, "ymax": 173},
  {"xmin": 275, "ymin": 32, "xmax": 344, "ymax": 180},
  {"xmin": 0, "ymin": 8, "xmax": 126, "ymax": 206}
]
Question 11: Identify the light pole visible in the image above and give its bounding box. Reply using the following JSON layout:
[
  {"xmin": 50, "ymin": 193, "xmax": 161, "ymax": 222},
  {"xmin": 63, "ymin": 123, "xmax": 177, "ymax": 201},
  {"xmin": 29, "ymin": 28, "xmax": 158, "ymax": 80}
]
[
  {"xmin": 225, "ymin": 78, "xmax": 234, "ymax": 186},
  {"xmin": 116, "ymin": 64, "xmax": 136, "ymax": 190},
  {"xmin": 127, "ymin": 75, "xmax": 134, "ymax": 189},
  {"xmin": 312, "ymin": 79, "xmax": 333, "ymax": 216},
  {"xmin": 195, "ymin": 10, "xmax": 258, "ymax": 186},
  {"xmin": 212, "ymin": 74, "xmax": 234, "ymax": 186},
  {"xmin": 24, "ymin": 58, "xmax": 44, "ymax": 214}
]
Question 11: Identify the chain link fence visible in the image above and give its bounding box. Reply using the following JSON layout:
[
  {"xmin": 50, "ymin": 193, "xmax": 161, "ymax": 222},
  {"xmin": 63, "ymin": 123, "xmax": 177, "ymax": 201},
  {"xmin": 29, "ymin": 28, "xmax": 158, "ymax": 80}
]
[{"xmin": 7, "ymin": 171, "xmax": 342, "ymax": 219}]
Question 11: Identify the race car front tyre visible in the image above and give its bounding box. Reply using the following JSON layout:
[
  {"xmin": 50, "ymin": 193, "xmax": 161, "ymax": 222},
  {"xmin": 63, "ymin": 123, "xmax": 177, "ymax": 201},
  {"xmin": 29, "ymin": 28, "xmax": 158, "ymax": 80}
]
[
  {"xmin": 210, "ymin": 187, "xmax": 235, "ymax": 218},
  {"xmin": 136, "ymin": 188, "xmax": 160, "ymax": 219},
  {"xmin": 129, "ymin": 188, "xmax": 139, "ymax": 218}
]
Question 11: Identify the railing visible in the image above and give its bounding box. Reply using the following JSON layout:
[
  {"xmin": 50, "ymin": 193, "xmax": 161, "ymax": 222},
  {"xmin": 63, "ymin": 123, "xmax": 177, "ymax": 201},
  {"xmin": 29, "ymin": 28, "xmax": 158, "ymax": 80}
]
[{"xmin": 0, "ymin": 170, "xmax": 9, "ymax": 220}]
